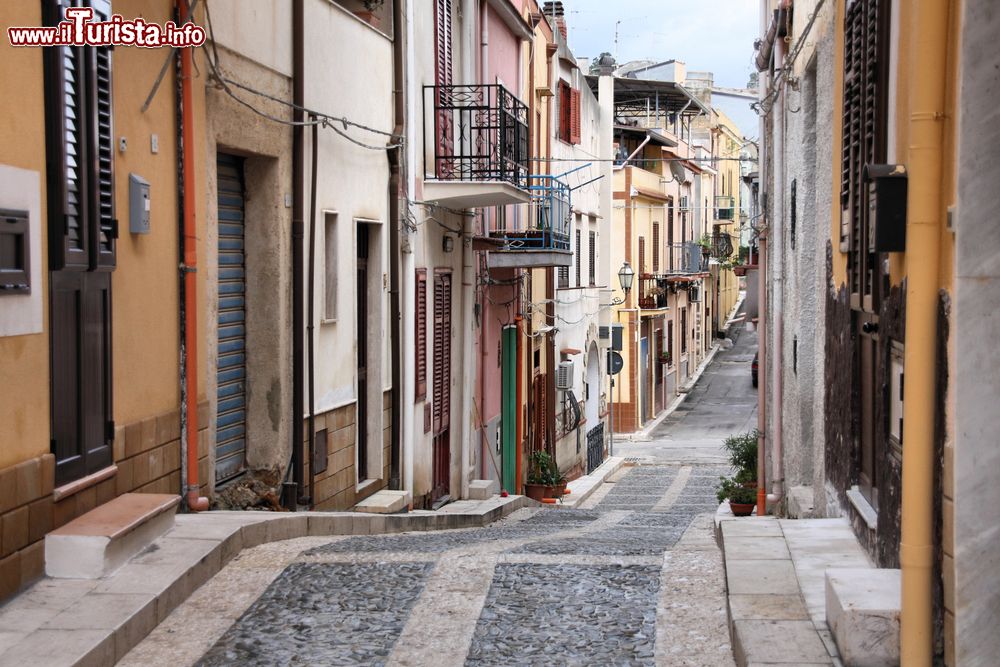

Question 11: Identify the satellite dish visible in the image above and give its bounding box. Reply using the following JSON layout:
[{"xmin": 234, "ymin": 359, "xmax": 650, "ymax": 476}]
[{"xmin": 669, "ymin": 161, "xmax": 687, "ymax": 183}]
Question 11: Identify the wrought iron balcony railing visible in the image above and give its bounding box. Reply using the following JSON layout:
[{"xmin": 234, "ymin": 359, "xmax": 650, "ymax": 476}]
[
  {"xmin": 424, "ymin": 84, "xmax": 530, "ymax": 189},
  {"xmin": 489, "ymin": 174, "xmax": 571, "ymax": 252},
  {"xmin": 664, "ymin": 242, "xmax": 708, "ymax": 275},
  {"xmin": 638, "ymin": 276, "xmax": 669, "ymax": 309},
  {"xmin": 711, "ymin": 232, "xmax": 735, "ymax": 258}
]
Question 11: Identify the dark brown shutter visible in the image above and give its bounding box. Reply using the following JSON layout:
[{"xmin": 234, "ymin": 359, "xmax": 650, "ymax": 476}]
[
  {"xmin": 575, "ymin": 228, "xmax": 582, "ymax": 287},
  {"xmin": 434, "ymin": 0, "xmax": 453, "ymax": 173},
  {"xmin": 415, "ymin": 269, "xmax": 427, "ymax": 400},
  {"xmin": 652, "ymin": 222, "xmax": 660, "ymax": 273},
  {"xmin": 558, "ymin": 81, "xmax": 572, "ymax": 143},
  {"xmin": 570, "ymin": 89, "xmax": 581, "ymax": 144},
  {"xmin": 638, "ymin": 236, "xmax": 645, "ymax": 276},
  {"xmin": 588, "ymin": 231, "xmax": 596, "ymax": 286},
  {"xmin": 432, "ymin": 271, "xmax": 452, "ymax": 434},
  {"xmin": 434, "ymin": 0, "xmax": 452, "ymax": 88},
  {"xmin": 43, "ymin": 0, "xmax": 115, "ymax": 272},
  {"xmin": 841, "ymin": 0, "xmax": 888, "ymax": 309}
]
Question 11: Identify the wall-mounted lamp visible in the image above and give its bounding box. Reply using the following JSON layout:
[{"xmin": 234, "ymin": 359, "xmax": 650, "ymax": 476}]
[{"xmin": 609, "ymin": 261, "xmax": 634, "ymax": 305}]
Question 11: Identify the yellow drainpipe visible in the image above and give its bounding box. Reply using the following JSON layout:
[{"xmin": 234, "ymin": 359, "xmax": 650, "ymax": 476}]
[{"xmin": 899, "ymin": 0, "xmax": 950, "ymax": 662}]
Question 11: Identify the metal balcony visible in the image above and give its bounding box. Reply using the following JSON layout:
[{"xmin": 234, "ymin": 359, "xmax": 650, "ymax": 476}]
[
  {"xmin": 423, "ymin": 84, "xmax": 531, "ymax": 208},
  {"xmin": 484, "ymin": 174, "xmax": 572, "ymax": 269},
  {"xmin": 638, "ymin": 276, "xmax": 669, "ymax": 310},
  {"xmin": 710, "ymin": 233, "xmax": 735, "ymax": 259},
  {"xmin": 663, "ymin": 242, "xmax": 709, "ymax": 275}
]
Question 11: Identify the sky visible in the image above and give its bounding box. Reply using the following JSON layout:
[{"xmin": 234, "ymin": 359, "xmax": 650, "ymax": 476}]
[{"xmin": 559, "ymin": 0, "xmax": 760, "ymax": 138}]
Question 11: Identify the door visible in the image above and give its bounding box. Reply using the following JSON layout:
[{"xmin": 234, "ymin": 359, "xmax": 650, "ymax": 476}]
[
  {"xmin": 654, "ymin": 331, "xmax": 664, "ymax": 414},
  {"xmin": 431, "ymin": 270, "xmax": 452, "ymax": 501},
  {"xmin": 640, "ymin": 337, "xmax": 649, "ymax": 424},
  {"xmin": 356, "ymin": 225, "xmax": 370, "ymax": 481},
  {"xmin": 857, "ymin": 312, "xmax": 879, "ymax": 505},
  {"xmin": 501, "ymin": 326, "xmax": 517, "ymax": 492},
  {"xmin": 50, "ymin": 272, "xmax": 113, "ymax": 486},
  {"xmin": 215, "ymin": 154, "xmax": 248, "ymax": 483}
]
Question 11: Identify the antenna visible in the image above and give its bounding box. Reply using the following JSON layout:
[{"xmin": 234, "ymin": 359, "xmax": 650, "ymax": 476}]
[{"xmin": 614, "ymin": 19, "xmax": 621, "ymax": 62}]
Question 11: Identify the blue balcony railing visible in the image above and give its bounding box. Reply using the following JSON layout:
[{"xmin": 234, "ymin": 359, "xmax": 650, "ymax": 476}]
[{"xmin": 489, "ymin": 174, "xmax": 572, "ymax": 252}]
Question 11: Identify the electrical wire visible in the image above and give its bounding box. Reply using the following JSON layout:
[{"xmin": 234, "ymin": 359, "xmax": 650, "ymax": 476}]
[{"xmin": 753, "ymin": 0, "xmax": 829, "ymax": 117}]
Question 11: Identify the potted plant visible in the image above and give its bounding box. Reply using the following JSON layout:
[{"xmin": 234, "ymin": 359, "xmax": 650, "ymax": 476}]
[
  {"xmin": 723, "ymin": 429, "xmax": 759, "ymax": 485},
  {"xmin": 525, "ymin": 450, "xmax": 563, "ymax": 501},
  {"xmin": 717, "ymin": 475, "xmax": 757, "ymax": 516},
  {"xmin": 354, "ymin": 0, "xmax": 384, "ymax": 28},
  {"xmin": 659, "ymin": 351, "xmax": 672, "ymax": 366}
]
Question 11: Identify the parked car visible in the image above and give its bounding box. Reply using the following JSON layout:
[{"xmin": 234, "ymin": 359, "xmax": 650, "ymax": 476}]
[{"xmin": 751, "ymin": 352, "xmax": 759, "ymax": 387}]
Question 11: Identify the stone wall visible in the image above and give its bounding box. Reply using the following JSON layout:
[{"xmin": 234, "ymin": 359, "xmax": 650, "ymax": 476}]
[
  {"xmin": 308, "ymin": 391, "xmax": 391, "ymax": 511},
  {"xmin": 0, "ymin": 401, "xmax": 209, "ymax": 602}
]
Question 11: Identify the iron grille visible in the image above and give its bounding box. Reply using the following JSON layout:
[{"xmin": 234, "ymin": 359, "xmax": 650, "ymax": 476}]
[{"xmin": 587, "ymin": 423, "xmax": 605, "ymax": 474}]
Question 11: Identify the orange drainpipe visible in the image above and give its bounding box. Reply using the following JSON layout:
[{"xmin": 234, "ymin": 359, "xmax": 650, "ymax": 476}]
[{"xmin": 180, "ymin": 0, "xmax": 208, "ymax": 511}]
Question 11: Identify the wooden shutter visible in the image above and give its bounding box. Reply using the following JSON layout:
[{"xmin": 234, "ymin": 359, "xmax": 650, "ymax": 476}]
[
  {"xmin": 558, "ymin": 81, "xmax": 572, "ymax": 143},
  {"xmin": 432, "ymin": 271, "xmax": 452, "ymax": 434},
  {"xmin": 652, "ymin": 222, "xmax": 660, "ymax": 273},
  {"xmin": 434, "ymin": 0, "xmax": 453, "ymax": 88},
  {"xmin": 575, "ymin": 229, "xmax": 582, "ymax": 287},
  {"xmin": 434, "ymin": 0, "xmax": 453, "ymax": 173},
  {"xmin": 588, "ymin": 231, "xmax": 596, "ymax": 286},
  {"xmin": 841, "ymin": 0, "xmax": 888, "ymax": 310},
  {"xmin": 43, "ymin": 0, "xmax": 115, "ymax": 272},
  {"xmin": 415, "ymin": 269, "xmax": 428, "ymax": 400},
  {"xmin": 570, "ymin": 88, "xmax": 581, "ymax": 144},
  {"xmin": 638, "ymin": 236, "xmax": 645, "ymax": 275}
]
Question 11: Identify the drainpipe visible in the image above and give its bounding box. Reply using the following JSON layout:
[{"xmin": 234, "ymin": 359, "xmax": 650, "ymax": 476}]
[
  {"xmin": 387, "ymin": 0, "xmax": 405, "ymax": 490},
  {"xmin": 755, "ymin": 0, "xmax": 769, "ymax": 517},
  {"xmin": 306, "ymin": 118, "xmax": 318, "ymax": 507},
  {"xmin": 621, "ymin": 136, "xmax": 651, "ymax": 169},
  {"xmin": 402, "ymin": 0, "xmax": 416, "ymax": 500},
  {"xmin": 899, "ymin": 0, "xmax": 948, "ymax": 660},
  {"xmin": 178, "ymin": 0, "xmax": 208, "ymax": 512},
  {"xmin": 766, "ymin": 29, "xmax": 785, "ymax": 509},
  {"xmin": 289, "ymin": 0, "xmax": 305, "ymax": 507}
]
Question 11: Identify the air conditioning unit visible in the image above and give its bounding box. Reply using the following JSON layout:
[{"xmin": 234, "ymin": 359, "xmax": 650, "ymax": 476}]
[
  {"xmin": 556, "ymin": 360, "xmax": 574, "ymax": 390},
  {"xmin": 688, "ymin": 285, "xmax": 701, "ymax": 303},
  {"xmin": 679, "ymin": 196, "xmax": 689, "ymax": 211}
]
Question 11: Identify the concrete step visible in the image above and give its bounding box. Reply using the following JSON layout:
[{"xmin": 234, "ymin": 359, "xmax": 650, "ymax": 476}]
[
  {"xmin": 353, "ymin": 490, "xmax": 410, "ymax": 514},
  {"xmin": 468, "ymin": 479, "xmax": 499, "ymax": 500},
  {"xmin": 826, "ymin": 568, "xmax": 901, "ymax": 667},
  {"xmin": 45, "ymin": 493, "xmax": 180, "ymax": 579}
]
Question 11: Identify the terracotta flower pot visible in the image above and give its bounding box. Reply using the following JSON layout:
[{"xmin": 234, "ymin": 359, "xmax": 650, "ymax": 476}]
[
  {"xmin": 551, "ymin": 482, "xmax": 567, "ymax": 498},
  {"xmin": 524, "ymin": 483, "xmax": 548, "ymax": 502},
  {"xmin": 729, "ymin": 501, "xmax": 755, "ymax": 517}
]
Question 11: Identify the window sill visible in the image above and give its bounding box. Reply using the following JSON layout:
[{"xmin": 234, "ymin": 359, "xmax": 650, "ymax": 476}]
[
  {"xmin": 53, "ymin": 465, "xmax": 118, "ymax": 503},
  {"xmin": 847, "ymin": 485, "xmax": 878, "ymax": 530},
  {"xmin": 356, "ymin": 478, "xmax": 379, "ymax": 494}
]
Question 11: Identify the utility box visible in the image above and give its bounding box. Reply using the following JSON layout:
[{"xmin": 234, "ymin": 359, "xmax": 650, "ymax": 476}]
[
  {"xmin": 129, "ymin": 173, "xmax": 151, "ymax": 234},
  {"xmin": 611, "ymin": 323, "xmax": 624, "ymax": 351},
  {"xmin": 864, "ymin": 163, "xmax": 907, "ymax": 252}
]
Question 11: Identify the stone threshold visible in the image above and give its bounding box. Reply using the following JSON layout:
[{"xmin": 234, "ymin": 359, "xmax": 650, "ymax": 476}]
[{"xmin": 0, "ymin": 495, "xmax": 534, "ymax": 667}]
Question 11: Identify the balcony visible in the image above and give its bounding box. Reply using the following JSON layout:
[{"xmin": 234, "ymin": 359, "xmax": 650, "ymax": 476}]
[
  {"xmin": 638, "ymin": 276, "xmax": 669, "ymax": 310},
  {"xmin": 423, "ymin": 84, "xmax": 531, "ymax": 208},
  {"xmin": 710, "ymin": 232, "xmax": 735, "ymax": 259},
  {"xmin": 715, "ymin": 196, "xmax": 735, "ymax": 221},
  {"xmin": 664, "ymin": 242, "xmax": 709, "ymax": 276},
  {"xmin": 483, "ymin": 174, "xmax": 572, "ymax": 269}
]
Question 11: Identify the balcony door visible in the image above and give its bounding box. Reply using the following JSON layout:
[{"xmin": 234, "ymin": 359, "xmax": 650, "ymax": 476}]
[{"xmin": 431, "ymin": 270, "xmax": 452, "ymax": 502}]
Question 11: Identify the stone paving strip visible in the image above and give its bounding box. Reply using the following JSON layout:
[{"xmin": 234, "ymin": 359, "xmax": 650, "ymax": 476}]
[
  {"xmin": 0, "ymin": 495, "xmax": 535, "ymax": 667},
  {"xmin": 116, "ymin": 464, "xmax": 739, "ymax": 666}
]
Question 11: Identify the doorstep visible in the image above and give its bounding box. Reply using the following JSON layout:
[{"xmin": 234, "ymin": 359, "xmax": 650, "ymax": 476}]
[
  {"xmin": 717, "ymin": 514, "xmax": 878, "ymax": 667},
  {"xmin": 0, "ymin": 495, "xmax": 533, "ymax": 667}
]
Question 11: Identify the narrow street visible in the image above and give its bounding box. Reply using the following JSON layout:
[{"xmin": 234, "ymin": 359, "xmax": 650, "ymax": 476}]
[{"xmin": 121, "ymin": 337, "xmax": 755, "ymax": 666}]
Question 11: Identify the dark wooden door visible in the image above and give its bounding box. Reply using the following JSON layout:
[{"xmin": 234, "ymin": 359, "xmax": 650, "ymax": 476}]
[
  {"xmin": 50, "ymin": 271, "xmax": 113, "ymax": 486},
  {"xmin": 357, "ymin": 225, "xmax": 370, "ymax": 481},
  {"xmin": 857, "ymin": 312, "xmax": 879, "ymax": 505},
  {"xmin": 431, "ymin": 270, "xmax": 452, "ymax": 501}
]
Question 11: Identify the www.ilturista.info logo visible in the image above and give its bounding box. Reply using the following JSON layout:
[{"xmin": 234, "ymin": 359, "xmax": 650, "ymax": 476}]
[{"xmin": 7, "ymin": 7, "xmax": 206, "ymax": 48}]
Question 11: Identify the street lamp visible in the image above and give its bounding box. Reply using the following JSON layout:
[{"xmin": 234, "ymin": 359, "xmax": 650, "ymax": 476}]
[
  {"xmin": 607, "ymin": 261, "xmax": 634, "ymax": 459},
  {"xmin": 610, "ymin": 261, "xmax": 634, "ymax": 305}
]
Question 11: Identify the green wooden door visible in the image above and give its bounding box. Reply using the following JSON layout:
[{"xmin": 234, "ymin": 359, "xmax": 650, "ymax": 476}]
[{"xmin": 501, "ymin": 326, "xmax": 517, "ymax": 492}]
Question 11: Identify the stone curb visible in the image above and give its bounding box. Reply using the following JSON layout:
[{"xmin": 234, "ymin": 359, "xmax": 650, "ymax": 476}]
[
  {"xmin": 555, "ymin": 456, "xmax": 627, "ymax": 510},
  {"xmin": 0, "ymin": 495, "xmax": 536, "ymax": 667},
  {"xmin": 715, "ymin": 513, "xmax": 837, "ymax": 667}
]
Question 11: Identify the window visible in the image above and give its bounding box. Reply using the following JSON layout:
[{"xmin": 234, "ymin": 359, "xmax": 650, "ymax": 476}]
[
  {"xmin": 638, "ymin": 236, "xmax": 645, "ymax": 276},
  {"xmin": 324, "ymin": 213, "xmax": 337, "ymax": 320},
  {"xmin": 557, "ymin": 80, "xmax": 581, "ymax": 144},
  {"xmin": 43, "ymin": 0, "xmax": 116, "ymax": 272},
  {"xmin": 575, "ymin": 228, "xmax": 581, "ymax": 287},
  {"xmin": 680, "ymin": 309, "xmax": 687, "ymax": 353},
  {"xmin": 667, "ymin": 199, "xmax": 675, "ymax": 271},
  {"xmin": 666, "ymin": 320, "xmax": 673, "ymax": 364},
  {"xmin": 0, "ymin": 209, "xmax": 30, "ymax": 293},
  {"xmin": 415, "ymin": 269, "xmax": 428, "ymax": 399},
  {"xmin": 840, "ymin": 0, "xmax": 890, "ymax": 309},
  {"xmin": 588, "ymin": 231, "xmax": 596, "ymax": 286},
  {"xmin": 652, "ymin": 222, "xmax": 660, "ymax": 273},
  {"xmin": 558, "ymin": 264, "xmax": 569, "ymax": 289}
]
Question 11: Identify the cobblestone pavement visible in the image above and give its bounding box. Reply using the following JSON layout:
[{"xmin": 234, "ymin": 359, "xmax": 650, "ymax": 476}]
[{"xmin": 122, "ymin": 463, "xmax": 735, "ymax": 667}]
